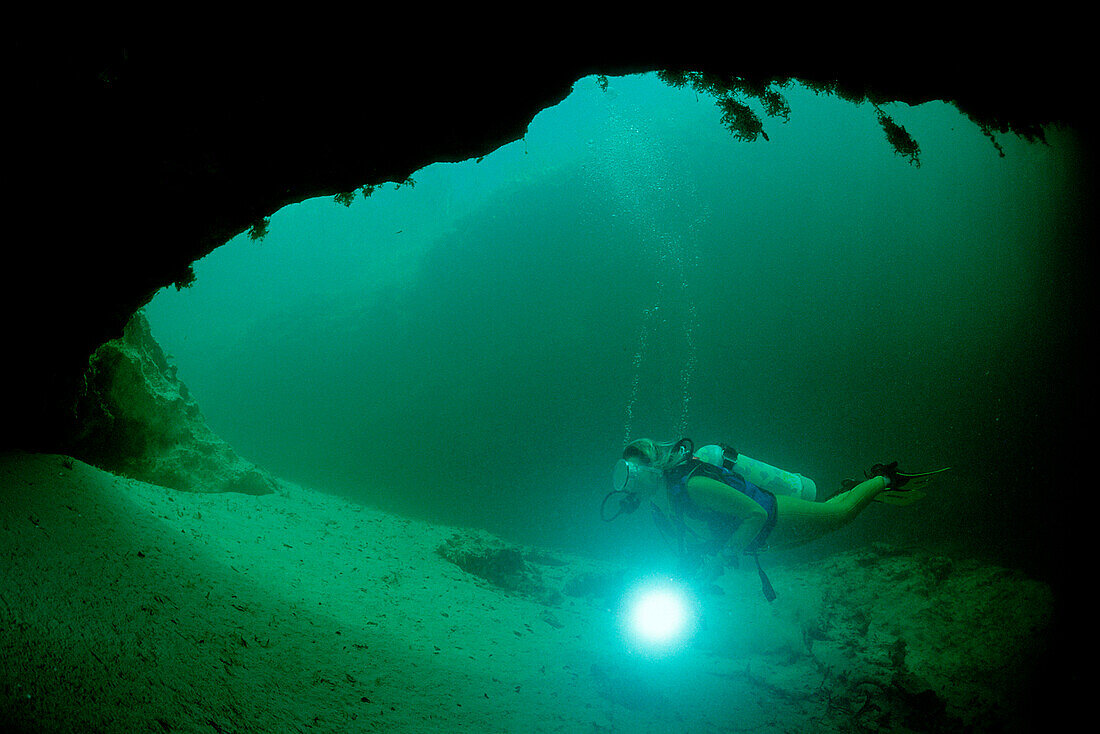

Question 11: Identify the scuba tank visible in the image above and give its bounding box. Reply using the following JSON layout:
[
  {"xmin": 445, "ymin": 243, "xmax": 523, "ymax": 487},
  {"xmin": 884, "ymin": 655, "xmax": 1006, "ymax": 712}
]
[{"xmin": 695, "ymin": 444, "xmax": 817, "ymax": 501}]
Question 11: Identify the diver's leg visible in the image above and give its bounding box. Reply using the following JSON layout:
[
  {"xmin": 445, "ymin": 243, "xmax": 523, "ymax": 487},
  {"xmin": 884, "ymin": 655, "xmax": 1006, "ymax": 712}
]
[{"xmin": 766, "ymin": 476, "xmax": 888, "ymax": 550}]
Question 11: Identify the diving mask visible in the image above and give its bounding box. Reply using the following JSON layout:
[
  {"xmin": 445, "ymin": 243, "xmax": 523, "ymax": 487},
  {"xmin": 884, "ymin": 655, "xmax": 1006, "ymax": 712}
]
[{"xmin": 612, "ymin": 459, "xmax": 666, "ymax": 498}]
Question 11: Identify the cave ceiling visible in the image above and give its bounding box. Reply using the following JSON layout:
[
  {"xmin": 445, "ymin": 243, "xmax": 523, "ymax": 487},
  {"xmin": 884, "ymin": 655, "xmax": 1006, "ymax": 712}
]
[{"xmin": 2, "ymin": 36, "xmax": 1091, "ymax": 450}]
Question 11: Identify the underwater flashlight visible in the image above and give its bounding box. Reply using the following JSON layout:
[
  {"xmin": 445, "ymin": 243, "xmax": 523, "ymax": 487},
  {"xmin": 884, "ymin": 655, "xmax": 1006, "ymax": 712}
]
[
  {"xmin": 632, "ymin": 588, "xmax": 687, "ymax": 641},
  {"xmin": 620, "ymin": 577, "xmax": 699, "ymax": 654}
]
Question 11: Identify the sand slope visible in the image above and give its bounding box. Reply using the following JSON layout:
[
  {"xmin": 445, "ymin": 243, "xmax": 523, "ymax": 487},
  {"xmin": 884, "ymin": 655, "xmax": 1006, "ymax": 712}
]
[{"xmin": 1, "ymin": 451, "xmax": 1053, "ymax": 733}]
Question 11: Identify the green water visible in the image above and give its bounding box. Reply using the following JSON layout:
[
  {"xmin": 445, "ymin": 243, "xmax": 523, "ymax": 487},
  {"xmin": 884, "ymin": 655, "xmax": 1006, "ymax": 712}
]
[{"xmin": 144, "ymin": 73, "xmax": 1088, "ymax": 583}]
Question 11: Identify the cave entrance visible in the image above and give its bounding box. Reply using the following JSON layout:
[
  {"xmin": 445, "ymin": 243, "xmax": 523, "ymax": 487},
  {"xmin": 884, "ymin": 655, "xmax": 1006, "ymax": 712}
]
[{"xmin": 133, "ymin": 72, "xmax": 1087, "ymax": 569}]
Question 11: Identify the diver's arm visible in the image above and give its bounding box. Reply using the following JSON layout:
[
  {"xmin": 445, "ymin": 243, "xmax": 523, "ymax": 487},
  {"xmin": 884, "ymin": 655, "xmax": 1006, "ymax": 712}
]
[{"xmin": 686, "ymin": 475, "xmax": 768, "ymax": 557}]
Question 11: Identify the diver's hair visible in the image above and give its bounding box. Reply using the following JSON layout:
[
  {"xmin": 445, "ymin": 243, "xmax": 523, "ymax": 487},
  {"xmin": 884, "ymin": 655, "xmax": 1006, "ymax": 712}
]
[{"xmin": 622, "ymin": 438, "xmax": 692, "ymax": 472}]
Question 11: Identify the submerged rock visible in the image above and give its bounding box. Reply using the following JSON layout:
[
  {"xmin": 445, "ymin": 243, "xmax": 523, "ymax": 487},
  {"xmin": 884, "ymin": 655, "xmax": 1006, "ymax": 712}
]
[
  {"xmin": 69, "ymin": 311, "xmax": 276, "ymax": 494},
  {"xmin": 435, "ymin": 531, "xmax": 576, "ymax": 607},
  {"xmin": 749, "ymin": 544, "xmax": 1054, "ymax": 731}
]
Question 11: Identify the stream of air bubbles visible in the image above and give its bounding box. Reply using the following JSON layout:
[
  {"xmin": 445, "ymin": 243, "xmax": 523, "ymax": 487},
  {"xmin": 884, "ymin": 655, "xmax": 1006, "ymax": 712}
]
[{"xmin": 585, "ymin": 87, "xmax": 708, "ymax": 446}]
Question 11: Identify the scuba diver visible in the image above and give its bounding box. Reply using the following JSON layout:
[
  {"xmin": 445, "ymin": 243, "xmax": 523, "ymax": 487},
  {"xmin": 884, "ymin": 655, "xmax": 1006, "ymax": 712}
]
[{"xmin": 604, "ymin": 438, "xmax": 949, "ymax": 600}]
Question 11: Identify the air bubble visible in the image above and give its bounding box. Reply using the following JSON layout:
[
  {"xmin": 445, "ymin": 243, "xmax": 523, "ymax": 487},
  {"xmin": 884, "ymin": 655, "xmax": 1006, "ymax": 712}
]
[{"xmin": 584, "ymin": 106, "xmax": 706, "ymax": 446}]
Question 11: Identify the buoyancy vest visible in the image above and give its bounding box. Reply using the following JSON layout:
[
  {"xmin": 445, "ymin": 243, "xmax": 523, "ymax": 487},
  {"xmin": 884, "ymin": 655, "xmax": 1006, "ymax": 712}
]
[
  {"xmin": 656, "ymin": 457, "xmax": 779, "ymax": 601},
  {"xmin": 664, "ymin": 458, "xmax": 777, "ymax": 552}
]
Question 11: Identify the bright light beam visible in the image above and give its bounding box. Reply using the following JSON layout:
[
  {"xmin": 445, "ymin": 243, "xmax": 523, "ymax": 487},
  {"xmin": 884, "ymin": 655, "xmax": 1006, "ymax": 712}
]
[{"xmin": 621, "ymin": 577, "xmax": 699, "ymax": 654}]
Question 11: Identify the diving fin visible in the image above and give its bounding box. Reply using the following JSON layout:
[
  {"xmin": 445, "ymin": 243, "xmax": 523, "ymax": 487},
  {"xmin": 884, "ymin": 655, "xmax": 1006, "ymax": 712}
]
[
  {"xmin": 874, "ymin": 489, "xmax": 927, "ymax": 506},
  {"xmin": 898, "ymin": 466, "xmax": 952, "ymax": 478},
  {"xmin": 872, "ymin": 466, "xmax": 951, "ymax": 504},
  {"xmin": 896, "ymin": 466, "xmax": 952, "ymax": 490}
]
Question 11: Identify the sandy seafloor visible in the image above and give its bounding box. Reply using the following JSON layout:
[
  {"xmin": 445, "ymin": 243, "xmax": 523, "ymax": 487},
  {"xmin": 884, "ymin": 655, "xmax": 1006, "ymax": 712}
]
[{"xmin": 1, "ymin": 451, "xmax": 1056, "ymax": 733}]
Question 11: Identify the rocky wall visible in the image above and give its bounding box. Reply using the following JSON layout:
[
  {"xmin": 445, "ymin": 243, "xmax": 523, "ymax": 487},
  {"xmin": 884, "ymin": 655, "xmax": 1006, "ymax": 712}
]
[{"xmin": 69, "ymin": 311, "xmax": 275, "ymax": 495}]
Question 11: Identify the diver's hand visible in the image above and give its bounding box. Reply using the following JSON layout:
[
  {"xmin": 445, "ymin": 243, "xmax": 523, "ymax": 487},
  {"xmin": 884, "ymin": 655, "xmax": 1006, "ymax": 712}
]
[
  {"xmin": 720, "ymin": 548, "xmax": 741, "ymax": 570},
  {"xmin": 694, "ymin": 554, "xmax": 726, "ymax": 586}
]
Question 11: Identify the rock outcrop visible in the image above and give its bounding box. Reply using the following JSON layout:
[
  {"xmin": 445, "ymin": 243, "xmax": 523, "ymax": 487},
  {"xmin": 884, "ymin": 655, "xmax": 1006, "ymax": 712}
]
[
  {"xmin": 777, "ymin": 543, "xmax": 1053, "ymax": 730},
  {"xmin": 69, "ymin": 311, "xmax": 275, "ymax": 495}
]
